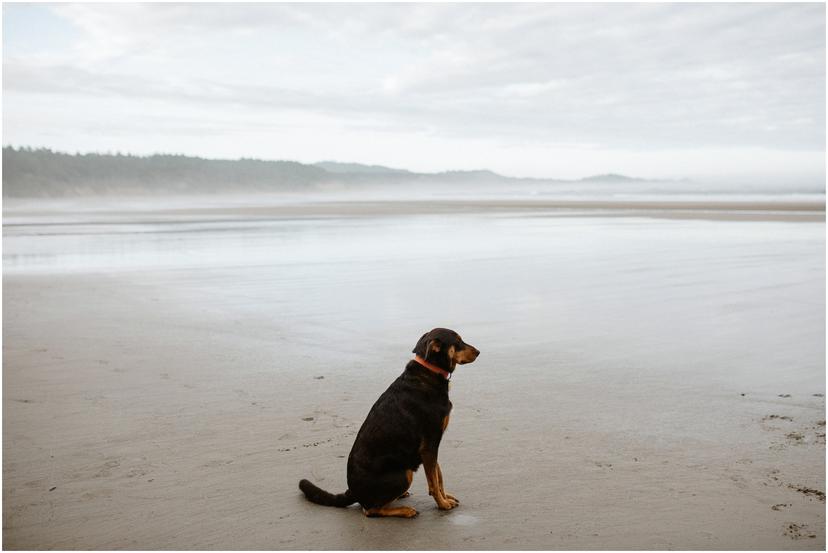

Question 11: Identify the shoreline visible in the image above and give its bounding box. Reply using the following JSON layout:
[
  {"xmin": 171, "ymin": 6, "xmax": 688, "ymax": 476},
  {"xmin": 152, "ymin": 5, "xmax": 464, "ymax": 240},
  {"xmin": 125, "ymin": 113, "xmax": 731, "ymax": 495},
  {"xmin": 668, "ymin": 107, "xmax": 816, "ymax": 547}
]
[{"xmin": 4, "ymin": 197, "xmax": 826, "ymax": 225}]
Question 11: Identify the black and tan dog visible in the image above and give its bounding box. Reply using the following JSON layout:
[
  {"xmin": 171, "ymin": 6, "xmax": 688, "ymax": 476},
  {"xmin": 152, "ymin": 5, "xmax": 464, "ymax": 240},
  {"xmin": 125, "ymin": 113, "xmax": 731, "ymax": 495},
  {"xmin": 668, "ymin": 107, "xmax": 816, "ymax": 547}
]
[{"xmin": 299, "ymin": 328, "xmax": 480, "ymax": 518}]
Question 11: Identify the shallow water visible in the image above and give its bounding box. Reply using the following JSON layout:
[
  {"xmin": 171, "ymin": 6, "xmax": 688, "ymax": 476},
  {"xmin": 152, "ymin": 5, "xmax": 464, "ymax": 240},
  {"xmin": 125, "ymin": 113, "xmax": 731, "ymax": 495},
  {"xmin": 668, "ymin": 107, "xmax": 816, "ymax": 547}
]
[{"xmin": 4, "ymin": 203, "xmax": 824, "ymax": 396}]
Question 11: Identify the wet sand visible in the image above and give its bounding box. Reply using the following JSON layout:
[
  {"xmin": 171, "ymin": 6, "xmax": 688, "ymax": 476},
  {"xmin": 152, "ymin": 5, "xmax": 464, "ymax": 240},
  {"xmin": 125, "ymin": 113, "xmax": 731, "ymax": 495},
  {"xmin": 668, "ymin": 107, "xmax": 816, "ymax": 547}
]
[
  {"xmin": 3, "ymin": 196, "xmax": 826, "ymax": 225},
  {"xmin": 3, "ymin": 197, "xmax": 825, "ymax": 549}
]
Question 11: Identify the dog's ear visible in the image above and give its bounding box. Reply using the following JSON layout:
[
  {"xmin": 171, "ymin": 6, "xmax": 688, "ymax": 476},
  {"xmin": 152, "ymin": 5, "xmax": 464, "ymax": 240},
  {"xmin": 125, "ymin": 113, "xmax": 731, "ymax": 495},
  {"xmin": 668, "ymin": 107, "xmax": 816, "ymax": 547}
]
[
  {"xmin": 425, "ymin": 338, "xmax": 442, "ymax": 359},
  {"xmin": 413, "ymin": 331, "xmax": 443, "ymax": 359},
  {"xmin": 412, "ymin": 332, "xmax": 429, "ymax": 355}
]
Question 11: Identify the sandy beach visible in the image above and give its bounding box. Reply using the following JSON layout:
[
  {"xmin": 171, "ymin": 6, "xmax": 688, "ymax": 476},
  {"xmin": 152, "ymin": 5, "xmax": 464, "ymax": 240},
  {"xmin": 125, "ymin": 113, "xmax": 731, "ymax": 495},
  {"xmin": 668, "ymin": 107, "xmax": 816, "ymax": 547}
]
[{"xmin": 3, "ymin": 196, "xmax": 825, "ymax": 549}]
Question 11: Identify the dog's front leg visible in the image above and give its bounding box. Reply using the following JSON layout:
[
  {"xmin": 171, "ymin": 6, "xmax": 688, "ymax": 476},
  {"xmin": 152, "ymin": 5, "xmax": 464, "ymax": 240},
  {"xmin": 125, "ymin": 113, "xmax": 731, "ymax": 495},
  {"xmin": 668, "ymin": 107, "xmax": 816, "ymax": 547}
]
[
  {"xmin": 436, "ymin": 462, "xmax": 459, "ymax": 504},
  {"xmin": 421, "ymin": 448, "xmax": 458, "ymax": 510}
]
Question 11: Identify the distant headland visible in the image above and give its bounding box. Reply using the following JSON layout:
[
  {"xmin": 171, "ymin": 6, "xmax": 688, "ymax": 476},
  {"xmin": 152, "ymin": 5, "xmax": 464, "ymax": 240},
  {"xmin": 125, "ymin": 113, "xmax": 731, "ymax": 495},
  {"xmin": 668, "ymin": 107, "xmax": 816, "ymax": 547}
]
[{"xmin": 1, "ymin": 146, "xmax": 666, "ymax": 198}]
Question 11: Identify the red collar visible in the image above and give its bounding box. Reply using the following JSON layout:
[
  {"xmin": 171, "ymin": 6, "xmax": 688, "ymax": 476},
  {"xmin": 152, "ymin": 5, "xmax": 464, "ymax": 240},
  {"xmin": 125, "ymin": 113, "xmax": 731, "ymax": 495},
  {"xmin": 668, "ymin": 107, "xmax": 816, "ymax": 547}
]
[{"xmin": 413, "ymin": 355, "xmax": 452, "ymax": 380}]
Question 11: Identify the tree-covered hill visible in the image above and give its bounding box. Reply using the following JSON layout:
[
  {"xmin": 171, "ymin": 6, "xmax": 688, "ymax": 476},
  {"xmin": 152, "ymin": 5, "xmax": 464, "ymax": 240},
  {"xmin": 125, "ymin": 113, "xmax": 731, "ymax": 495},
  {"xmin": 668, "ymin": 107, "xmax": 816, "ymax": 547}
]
[
  {"xmin": 2, "ymin": 147, "xmax": 331, "ymax": 197},
  {"xmin": 2, "ymin": 146, "xmax": 654, "ymax": 197}
]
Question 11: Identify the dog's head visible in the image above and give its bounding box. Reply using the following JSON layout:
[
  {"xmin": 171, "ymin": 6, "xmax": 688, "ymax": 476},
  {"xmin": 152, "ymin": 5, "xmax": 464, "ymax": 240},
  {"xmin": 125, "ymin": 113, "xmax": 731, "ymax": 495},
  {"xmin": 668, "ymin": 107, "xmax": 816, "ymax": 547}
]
[{"xmin": 412, "ymin": 328, "xmax": 480, "ymax": 372}]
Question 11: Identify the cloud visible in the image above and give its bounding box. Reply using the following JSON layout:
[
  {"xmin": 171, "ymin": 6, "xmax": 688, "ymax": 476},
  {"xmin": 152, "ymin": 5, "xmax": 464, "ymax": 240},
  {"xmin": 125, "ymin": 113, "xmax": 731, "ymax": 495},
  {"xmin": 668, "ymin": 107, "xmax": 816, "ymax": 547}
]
[{"xmin": 2, "ymin": 3, "xmax": 825, "ymax": 178}]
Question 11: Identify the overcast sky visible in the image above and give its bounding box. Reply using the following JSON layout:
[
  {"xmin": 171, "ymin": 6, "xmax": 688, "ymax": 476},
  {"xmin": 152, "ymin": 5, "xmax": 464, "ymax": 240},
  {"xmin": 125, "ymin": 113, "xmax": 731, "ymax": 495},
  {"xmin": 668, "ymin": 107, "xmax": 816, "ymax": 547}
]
[{"xmin": 3, "ymin": 3, "xmax": 825, "ymax": 180}]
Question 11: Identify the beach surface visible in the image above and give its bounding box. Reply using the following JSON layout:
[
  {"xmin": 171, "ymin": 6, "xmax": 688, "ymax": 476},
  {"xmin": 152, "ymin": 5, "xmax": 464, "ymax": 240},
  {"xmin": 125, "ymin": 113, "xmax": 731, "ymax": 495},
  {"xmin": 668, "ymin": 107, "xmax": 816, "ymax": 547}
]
[{"xmin": 3, "ymin": 195, "xmax": 825, "ymax": 549}]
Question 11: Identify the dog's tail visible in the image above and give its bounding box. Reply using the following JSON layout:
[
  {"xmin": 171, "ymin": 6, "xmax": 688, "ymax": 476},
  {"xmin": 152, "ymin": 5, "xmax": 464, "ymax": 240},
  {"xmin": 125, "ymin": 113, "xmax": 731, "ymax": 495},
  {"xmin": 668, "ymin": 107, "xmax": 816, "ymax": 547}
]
[{"xmin": 298, "ymin": 479, "xmax": 356, "ymax": 508}]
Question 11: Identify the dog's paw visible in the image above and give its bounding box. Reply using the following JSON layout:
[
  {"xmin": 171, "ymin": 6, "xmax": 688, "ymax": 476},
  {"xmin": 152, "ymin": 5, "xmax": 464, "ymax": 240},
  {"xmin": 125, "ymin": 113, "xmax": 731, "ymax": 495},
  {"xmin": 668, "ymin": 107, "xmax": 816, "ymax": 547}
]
[
  {"xmin": 445, "ymin": 493, "xmax": 459, "ymax": 504},
  {"xmin": 437, "ymin": 497, "xmax": 459, "ymax": 510}
]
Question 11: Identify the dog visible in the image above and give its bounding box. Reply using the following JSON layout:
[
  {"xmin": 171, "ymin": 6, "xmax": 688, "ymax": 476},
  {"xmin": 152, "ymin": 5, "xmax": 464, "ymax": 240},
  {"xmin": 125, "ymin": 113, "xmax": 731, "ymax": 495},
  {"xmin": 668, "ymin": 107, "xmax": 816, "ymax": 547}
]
[{"xmin": 298, "ymin": 327, "xmax": 480, "ymax": 518}]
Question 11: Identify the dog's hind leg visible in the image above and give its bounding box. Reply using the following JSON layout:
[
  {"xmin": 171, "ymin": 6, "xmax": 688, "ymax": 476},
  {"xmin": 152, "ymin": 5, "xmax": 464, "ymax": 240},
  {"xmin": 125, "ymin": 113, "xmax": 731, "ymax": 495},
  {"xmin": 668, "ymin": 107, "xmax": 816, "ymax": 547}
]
[
  {"xmin": 361, "ymin": 469, "xmax": 417, "ymax": 517},
  {"xmin": 397, "ymin": 469, "xmax": 414, "ymax": 499}
]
